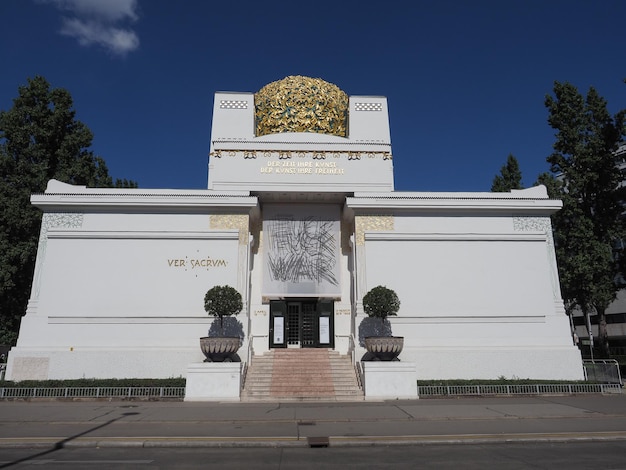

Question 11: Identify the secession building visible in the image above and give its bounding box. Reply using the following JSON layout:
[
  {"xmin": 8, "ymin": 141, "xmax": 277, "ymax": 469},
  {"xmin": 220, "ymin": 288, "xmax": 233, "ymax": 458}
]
[{"xmin": 6, "ymin": 76, "xmax": 584, "ymax": 388}]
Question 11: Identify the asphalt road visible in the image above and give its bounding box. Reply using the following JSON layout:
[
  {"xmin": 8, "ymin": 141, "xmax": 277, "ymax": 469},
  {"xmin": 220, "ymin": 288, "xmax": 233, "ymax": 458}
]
[{"xmin": 2, "ymin": 441, "xmax": 626, "ymax": 469}]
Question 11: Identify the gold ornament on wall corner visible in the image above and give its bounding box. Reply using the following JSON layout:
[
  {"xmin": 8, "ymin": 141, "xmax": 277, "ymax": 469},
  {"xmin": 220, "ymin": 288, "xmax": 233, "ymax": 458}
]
[
  {"xmin": 210, "ymin": 214, "xmax": 250, "ymax": 245},
  {"xmin": 355, "ymin": 215, "xmax": 394, "ymax": 246},
  {"xmin": 255, "ymin": 76, "xmax": 349, "ymax": 137}
]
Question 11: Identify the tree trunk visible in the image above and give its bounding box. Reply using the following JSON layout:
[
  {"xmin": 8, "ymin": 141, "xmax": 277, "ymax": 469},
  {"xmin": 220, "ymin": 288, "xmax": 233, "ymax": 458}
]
[
  {"xmin": 582, "ymin": 309, "xmax": 595, "ymax": 360},
  {"xmin": 596, "ymin": 308, "xmax": 610, "ymax": 358}
]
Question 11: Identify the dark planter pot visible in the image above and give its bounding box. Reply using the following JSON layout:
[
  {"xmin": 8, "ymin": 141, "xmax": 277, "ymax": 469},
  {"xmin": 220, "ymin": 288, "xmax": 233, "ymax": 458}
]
[
  {"xmin": 364, "ymin": 336, "xmax": 404, "ymax": 361},
  {"xmin": 200, "ymin": 337, "xmax": 241, "ymax": 362}
]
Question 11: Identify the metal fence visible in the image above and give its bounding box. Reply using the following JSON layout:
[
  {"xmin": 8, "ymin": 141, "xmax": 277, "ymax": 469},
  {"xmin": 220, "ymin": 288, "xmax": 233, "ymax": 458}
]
[
  {"xmin": 418, "ymin": 383, "xmax": 623, "ymax": 397},
  {"xmin": 0, "ymin": 387, "xmax": 185, "ymax": 399},
  {"xmin": 0, "ymin": 384, "xmax": 622, "ymax": 400}
]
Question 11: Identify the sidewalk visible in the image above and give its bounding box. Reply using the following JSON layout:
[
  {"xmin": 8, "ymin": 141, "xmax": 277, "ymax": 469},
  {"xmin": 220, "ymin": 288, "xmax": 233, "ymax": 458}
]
[{"xmin": 1, "ymin": 395, "xmax": 626, "ymax": 448}]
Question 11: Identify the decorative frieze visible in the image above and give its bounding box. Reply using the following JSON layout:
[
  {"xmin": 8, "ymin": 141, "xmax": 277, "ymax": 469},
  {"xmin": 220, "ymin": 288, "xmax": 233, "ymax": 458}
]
[
  {"xmin": 355, "ymin": 215, "xmax": 394, "ymax": 246},
  {"xmin": 209, "ymin": 214, "xmax": 249, "ymax": 245},
  {"xmin": 354, "ymin": 102, "xmax": 383, "ymax": 112},
  {"xmin": 220, "ymin": 100, "xmax": 248, "ymax": 109},
  {"xmin": 513, "ymin": 216, "xmax": 553, "ymax": 246},
  {"xmin": 42, "ymin": 213, "xmax": 84, "ymax": 234},
  {"xmin": 209, "ymin": 149, "xmax": 392, "ymax": 161}
]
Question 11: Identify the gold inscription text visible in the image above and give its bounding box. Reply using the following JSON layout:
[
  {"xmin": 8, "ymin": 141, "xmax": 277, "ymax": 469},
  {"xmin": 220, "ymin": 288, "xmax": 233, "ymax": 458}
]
[
  {"xmin": 168, "ymin": 257, "xmax": 227, "ymax": 269},
  {"xmin": 261, "ymin": 160, "xmax": 344, "ymax": 175}
]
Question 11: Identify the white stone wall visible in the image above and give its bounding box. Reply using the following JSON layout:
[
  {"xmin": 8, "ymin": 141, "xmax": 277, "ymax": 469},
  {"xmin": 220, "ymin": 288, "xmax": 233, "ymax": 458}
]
[
  {"xmin": 348, "ymin": 189, "xmax": 584, "ymax": 381},
  {"xmin": 364, "ymin": 235, "xmax": 554, "ymax": 320},
  {"xmin": 6, "ymin": 182, "xmax": 256, "ymax": 380},
  {"xmin": 40, "ymin": 233, "xmax": 239, "ymax": 318}
]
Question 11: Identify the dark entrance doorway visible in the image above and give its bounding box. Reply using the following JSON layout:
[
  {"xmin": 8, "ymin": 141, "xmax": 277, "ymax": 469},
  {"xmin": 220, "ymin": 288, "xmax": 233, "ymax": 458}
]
[{"xmin": 269, "ymin": 299, "xmax": 334, "ymax": 348}]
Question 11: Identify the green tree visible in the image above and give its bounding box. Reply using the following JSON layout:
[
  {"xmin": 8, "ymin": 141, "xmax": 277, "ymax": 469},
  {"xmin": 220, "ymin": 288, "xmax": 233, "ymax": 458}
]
[
  {"xmin": 204, "ymin": 285, "xmax": 243, "ymax": 334},
  {"xmin": 491, "ymin": 154, "xmax": 523, "ymax": 192},
  {"xmin": 362, "ymin": 285, "xmax": 400, "ymax": 329},
  {"xmin": 544, "ymin": 81, "xmax": 625, "ymax": 358},
  {"xmin": 0, "ymin": 76, "xmax": 137, "ymax": 344}
]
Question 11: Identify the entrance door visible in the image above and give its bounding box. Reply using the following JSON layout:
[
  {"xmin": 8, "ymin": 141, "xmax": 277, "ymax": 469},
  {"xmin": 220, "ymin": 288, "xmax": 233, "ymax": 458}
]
[
  {"xmin": 286, "ymin": 302, "xmax": 302, "ymax": 347},
  {"xmin": 269, "ymin": 300, "xmax": 334, "ymax": 348}
]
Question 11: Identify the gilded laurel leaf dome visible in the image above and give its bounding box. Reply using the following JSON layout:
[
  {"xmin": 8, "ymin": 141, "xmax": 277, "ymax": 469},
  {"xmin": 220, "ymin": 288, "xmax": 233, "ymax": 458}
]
[{"xmin": 255, "ymin": 76, "xmax": 348, "ymax": 137}]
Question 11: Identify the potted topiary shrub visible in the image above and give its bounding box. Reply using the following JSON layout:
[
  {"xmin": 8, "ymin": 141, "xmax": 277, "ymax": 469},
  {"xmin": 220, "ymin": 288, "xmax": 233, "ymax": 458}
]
[
  {"xmin": 200, "ymin": 285, "xmax": 243, "ymax": 362},
  {"xmin": 362, "ymin": 285, "xmax": 404, "ymax": 361}
]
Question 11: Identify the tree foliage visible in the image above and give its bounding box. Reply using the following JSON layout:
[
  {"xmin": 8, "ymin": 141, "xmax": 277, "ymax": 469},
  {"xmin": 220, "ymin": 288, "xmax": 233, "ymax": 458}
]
[
  {"xmin": 362, "ymin": 285, "xmax": 400, "ymax": 326},
  {"xmin": 544, "ymin": 81, "xmax": 625, "ymax": 357},
  {"xmin": 0, "ymin": 76, "xmax": 137, "ymax": 344},
  {"xmin": 203, "ymin": 285, "xmax": 243, "ymax": 333},
  {"xmin": 491, "ymin": 154, "xmax": 523, "ymax": 192}
]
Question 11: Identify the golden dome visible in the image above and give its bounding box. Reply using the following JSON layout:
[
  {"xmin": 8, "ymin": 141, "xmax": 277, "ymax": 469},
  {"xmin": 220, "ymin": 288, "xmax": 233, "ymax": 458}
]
[{"xmin": 255, "ymin": 76, "xmax": 348, "ymax": 137}]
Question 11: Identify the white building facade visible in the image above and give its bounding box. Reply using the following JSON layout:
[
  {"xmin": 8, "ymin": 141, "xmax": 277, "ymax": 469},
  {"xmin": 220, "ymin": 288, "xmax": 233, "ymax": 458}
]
[{"xmin": 6, "ymin": 76, "xmax": 584, "ymax": 382}]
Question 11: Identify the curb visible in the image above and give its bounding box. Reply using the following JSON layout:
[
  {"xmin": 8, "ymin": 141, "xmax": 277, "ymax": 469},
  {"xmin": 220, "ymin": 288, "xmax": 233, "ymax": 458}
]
[{"xmin": 3, "ymin": 432, "xmax": 626, "ymax": 449}]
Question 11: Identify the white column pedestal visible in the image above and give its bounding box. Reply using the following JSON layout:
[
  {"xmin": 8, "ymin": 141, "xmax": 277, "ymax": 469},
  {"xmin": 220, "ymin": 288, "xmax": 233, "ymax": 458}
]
[
  {"xmin": 363, "ymin": 362, "xmax": 418, "ymax": 399},
  {"xmin": 184, "ymin": 362, "xmax": 241, "ymax": 401}
]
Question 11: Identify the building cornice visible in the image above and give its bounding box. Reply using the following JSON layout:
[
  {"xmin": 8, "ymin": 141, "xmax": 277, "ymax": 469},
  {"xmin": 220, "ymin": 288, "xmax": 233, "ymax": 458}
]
[
  {"xmin": 346, "ymin": 190, "xmax": 562, "ymax": 215},
  {"xmin": 31, "ymin": 180, "xmax": 258, "ymax": 213}
]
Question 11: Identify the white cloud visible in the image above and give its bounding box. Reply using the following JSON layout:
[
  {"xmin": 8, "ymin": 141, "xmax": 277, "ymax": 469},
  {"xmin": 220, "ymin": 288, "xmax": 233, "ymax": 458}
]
[
  {"xmin": 39, "ymin": 0, "xmax": 140, "ymax": 56},
  {"xmin": 60, "ymin": 18, "xmax": 139, "ymax": 55}
]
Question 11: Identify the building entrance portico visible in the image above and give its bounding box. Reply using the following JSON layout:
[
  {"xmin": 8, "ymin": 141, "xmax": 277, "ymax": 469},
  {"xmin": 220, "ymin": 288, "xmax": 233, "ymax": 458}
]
[{"xmin": 269, "ymin": 299, "xmax": 335, "ymax": 349}]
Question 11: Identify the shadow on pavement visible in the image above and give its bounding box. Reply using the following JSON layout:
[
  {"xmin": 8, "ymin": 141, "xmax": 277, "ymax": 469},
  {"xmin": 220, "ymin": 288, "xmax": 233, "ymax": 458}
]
[{"xmin": 0, "ymin": 411, "xmax": 140, "ymax": 469}]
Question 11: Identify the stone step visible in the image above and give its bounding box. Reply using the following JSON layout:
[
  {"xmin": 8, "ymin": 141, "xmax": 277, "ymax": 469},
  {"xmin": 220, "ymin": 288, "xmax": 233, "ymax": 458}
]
[
  {"xmin": 244, "ymin": 377, "xmax": 358, "ymax": 385},
  {"xmin": 241, "ymin": 393, "xmax": 362, "ymax": 400},
  {"xmin": 242, "ymin": 389, "xmax": 362, "ymax": 396},
  {"xmin": 247, "ymin": 374, "xmax": 354, "ymax": 379},
  {"xmin": 244, "ymin": 387, "xmax": 360, "ymax": 395},
  {"xmin": 247, "ymin": 363, "xmax": 354, "ymax": 368},
  {"xmin": 245, "ymin": 376, "xmax": 358, "ymax": 384},
  {"xmin": 241, "ymin": 348, "xmax": 363, "ymax": 401},
  {"xmin": 242, "ymin": 389, "xmax": 362, "ymax": 395}
]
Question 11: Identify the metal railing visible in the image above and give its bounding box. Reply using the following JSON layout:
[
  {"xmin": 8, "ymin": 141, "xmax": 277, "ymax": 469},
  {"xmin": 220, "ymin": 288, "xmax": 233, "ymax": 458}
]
[
  {"xmin": 418, "ymin": 383, "xmax": 623, "ymax": 397},
  {"xmin": 354, "ymin": 361, "xmax": 364, "ymax": 390},
  {"xmin": 0, "ymin": 387, "xmax": 185, "ymax": 399},
  {"xmin": 0, "ymin": 383, "xmax": 621, "ymax": 399},
  {"xmin": 347, "ymin": 334, "xmax": 357, "ymax": 370},
  {"xmin": 241, "ymin": 335, "xmax": 255, "ymax": 391},
  {"xmin": 583, "ymin": 359, "xmax": 623, "ymax": 385}
]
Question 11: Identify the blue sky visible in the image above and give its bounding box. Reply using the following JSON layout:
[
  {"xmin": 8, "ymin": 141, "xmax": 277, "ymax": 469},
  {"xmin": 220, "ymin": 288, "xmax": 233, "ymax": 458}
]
[{"xmin": 1, "ymin": 0, "xmax": 624, "ymax": 192}]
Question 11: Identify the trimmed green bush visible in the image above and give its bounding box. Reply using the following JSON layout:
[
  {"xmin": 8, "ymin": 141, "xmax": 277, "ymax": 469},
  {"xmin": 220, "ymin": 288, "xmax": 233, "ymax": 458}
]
[
  {"xmin": 362, "ymin": 285, "xmax": 400, "ymax": 326},
  {"xmin": 0, "ymin": 378, "xmax": 186, "ymax": 388},
  {"xmin": 417, "ymin": 379, "xmax": 594, "ymax": 386},
  {"xmin": 204, "ymin": 285, "xmax": 243, "ymax": 333}
]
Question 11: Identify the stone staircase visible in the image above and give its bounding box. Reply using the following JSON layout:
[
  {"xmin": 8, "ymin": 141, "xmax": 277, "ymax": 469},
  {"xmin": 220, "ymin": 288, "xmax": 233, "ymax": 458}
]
[{"xmin": 241, "ymin": 349, "xmax": 364, "ymax": 401}]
